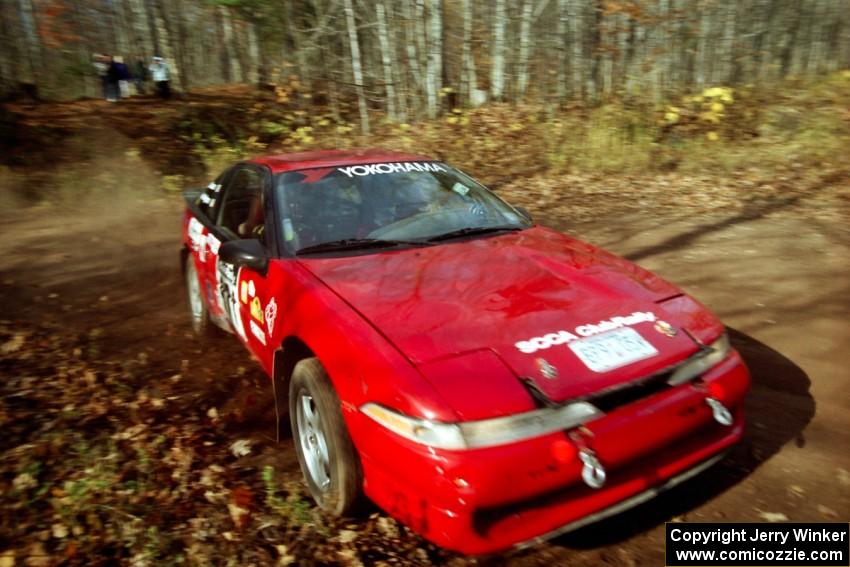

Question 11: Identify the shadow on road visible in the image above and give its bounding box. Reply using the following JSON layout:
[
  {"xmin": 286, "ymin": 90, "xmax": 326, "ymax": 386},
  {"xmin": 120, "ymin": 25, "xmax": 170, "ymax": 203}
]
[{"xmin": 540, "ymin": 328, "xmax": 815, "ymax": 550}]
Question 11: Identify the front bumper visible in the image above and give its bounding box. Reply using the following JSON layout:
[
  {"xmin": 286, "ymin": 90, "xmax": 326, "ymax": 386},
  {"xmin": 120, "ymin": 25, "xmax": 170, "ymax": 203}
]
[{"xmin": 353, "ymin": 350, "xmax": 750, "ymax": 555}]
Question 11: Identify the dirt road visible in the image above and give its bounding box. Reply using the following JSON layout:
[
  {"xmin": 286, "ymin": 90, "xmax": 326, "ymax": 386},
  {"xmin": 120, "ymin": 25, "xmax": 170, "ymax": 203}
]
[{"xmin": 1, "ymin": 171, "xmax": 848, "ymax": 564}]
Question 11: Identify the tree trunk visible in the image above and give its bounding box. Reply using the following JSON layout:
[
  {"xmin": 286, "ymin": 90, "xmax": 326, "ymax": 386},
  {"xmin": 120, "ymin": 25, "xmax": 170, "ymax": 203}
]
[
  {"xmin": 696, "ymin": 1, "xmax": 711, "ymax": 89},
  {"xmin": 568, "ymin": 0, "xmax": 582, "ymax": 98},
  {"xmin": 343, "ymin": 0, "xmax": 369, "ymax": 133},
  {"xmin": 425, "ymin": 0, "xmax": 442, "ymax": 117},
  {"xmin": 517, "ymin": 0, "xmax": 534, "ymax": 98},
  {"xmin": 376, "ymin": 1, "xmax": 397, "ymax": 121},
  {"xmin": 217, "ymin": 6, "xmax": 242, "ymax": 84},
  {"xmin": 401, "ymin": 0, "xmax": 423, "ymax": 116},
  {"xmin": 247, "ymin": 20, "xmax": 262, "ymax": 85},
  {"xmin": 556, "ymin": 0, "xmax": 568, "ymax": 103},
  {"xmin": 491, "ymin": 0, "xmax": 506, "ymax": 100},
  {"xmin": 461, "ymin": 0, "xmax": 478, "ymax": 106}
]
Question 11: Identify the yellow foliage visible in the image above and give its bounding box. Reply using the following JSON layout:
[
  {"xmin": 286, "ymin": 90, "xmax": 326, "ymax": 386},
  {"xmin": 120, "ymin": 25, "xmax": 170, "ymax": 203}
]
[
  {"xmin": 445, "ymin": 116, "xmax": 459, "ymax": 125},
  {"xmin": 710, "ymin": 102, "xmax": 725, "ymax": 113},
  {"xmin": 703, "ymin": 86, "xmax": 730, "ymax": 98},
  {"xmin": 706, "ymin": 131, "xmax": 719, "ymax": 141}
]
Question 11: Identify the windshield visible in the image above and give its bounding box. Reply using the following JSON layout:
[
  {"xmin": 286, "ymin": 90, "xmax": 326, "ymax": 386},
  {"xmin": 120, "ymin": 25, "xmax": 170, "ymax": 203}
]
[{"xmin": 275, "ymin": 161, "xmax": 530, "ymax": 254}]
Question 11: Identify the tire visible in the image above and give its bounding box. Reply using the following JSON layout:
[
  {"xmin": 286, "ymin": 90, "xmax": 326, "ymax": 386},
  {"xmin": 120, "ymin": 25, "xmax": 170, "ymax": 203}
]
[
  {"xmin": 289, "ymin": 358, "xmax": 363, "ymax": 516},
  {"xmin": 184, "ymin": 256, "xmax": 214, "ymax": 337}
]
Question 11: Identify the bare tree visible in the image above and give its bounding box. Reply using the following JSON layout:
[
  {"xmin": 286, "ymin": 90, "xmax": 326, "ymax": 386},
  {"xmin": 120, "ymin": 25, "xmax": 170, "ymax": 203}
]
[
  {"xmin": 376, "ymin": 1, "xmax": 397, "ymax": 121},
  {"xmin": 343, "ymin": 0, "xmax": 369, "ymax": 133},
  {"xmin": 0, "ymin": 0, "xmax": 845, "ymax": 105},
  {"xmin": 425, "ymin": 0, "xmax": 442, "ymax": 118},
  {"xmin": 490, "ymin": 0, "xmax": 506, "ymax": 101},
  {"xmin": 461, "ymin": 0, "xmax": 478, "ymax": 106},
  {"xmin": 516, "ymin": 0, "xmax": 534, "ymax": 98}
]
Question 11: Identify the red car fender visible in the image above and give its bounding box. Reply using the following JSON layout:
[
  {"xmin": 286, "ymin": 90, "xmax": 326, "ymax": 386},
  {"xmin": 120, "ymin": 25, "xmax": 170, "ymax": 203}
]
[{"xmin": 262, "ymin": 259, "xmax": 460, "ymax": 445}]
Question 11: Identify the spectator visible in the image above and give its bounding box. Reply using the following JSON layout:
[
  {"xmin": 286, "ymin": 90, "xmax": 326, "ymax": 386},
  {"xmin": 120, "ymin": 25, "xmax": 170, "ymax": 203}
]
[
  {"xmin": 106, "ymin": 55, "xmax": 121, "ymax": 102},
  {"xmin": 150, "ymin": 57, "xmax": 171, "ymax": 100},
  {"xmin": 132, "ymin": 58, "xmax": 148, "ymax": 95},
  {"xmin": 114, "ymin": 56, "xmax": 131, "ymax": 99}
]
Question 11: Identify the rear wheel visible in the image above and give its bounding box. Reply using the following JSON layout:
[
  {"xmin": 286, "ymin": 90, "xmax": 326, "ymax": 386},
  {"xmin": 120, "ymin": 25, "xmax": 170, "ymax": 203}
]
[
  {"xmin": 289, "ymin": 358, "xmax": 363, "ymax": 516},
  {"xmin": 184, "ymin": 256, "xmax": 213, "ymax": 337}
]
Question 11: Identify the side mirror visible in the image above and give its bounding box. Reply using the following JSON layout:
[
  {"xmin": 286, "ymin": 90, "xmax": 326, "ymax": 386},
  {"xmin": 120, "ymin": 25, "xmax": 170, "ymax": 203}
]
[
  {"xmin": 516, "ymin": 206, "xmax": 533, "ymax": 222},
  {"xmin": 220, "ymin": 239, "xmax": 269, "ymax": 273}
]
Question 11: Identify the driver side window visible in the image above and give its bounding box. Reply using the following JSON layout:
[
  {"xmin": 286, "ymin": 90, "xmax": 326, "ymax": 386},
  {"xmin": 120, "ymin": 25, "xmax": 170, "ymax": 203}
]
[{"xmin": 218, "ymin": 168, "xmax": 266, "ymax": 240}]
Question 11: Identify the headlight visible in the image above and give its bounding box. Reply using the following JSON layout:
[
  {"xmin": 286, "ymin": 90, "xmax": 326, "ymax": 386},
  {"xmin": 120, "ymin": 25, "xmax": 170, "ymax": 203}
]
[
  {"xmin": 667, "ymin": 332, "xmax": 730, "ymax": 386},
  {"xmin": 361, "ymin": 401, "xmax": 602, "ymax": 450}
]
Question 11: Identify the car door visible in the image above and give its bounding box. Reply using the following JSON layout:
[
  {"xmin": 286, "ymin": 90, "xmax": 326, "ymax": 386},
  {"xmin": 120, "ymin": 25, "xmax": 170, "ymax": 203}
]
[
  {"xmin": 212, "ymin": 164, "xmax": 277, "ymax": 368},
  {"xmin": 185, "ymin": 169, "xmax": 230, "ymax": 327}
]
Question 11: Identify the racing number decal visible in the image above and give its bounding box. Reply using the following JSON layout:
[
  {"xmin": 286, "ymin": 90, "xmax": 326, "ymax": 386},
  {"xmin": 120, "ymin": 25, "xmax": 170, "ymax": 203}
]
[{"xmin": 218, "ymin": 261, "xmax": 247, "ymax": 340}]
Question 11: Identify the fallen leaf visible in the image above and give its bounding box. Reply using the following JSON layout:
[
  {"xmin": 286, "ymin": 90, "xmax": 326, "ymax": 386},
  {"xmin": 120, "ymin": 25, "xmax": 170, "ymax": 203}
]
[
  {"xmin": 51, "ymin": 524, "xmax": 68, "ymax": 539},
  {"xmin": 817, "ymin": 504, "xmax": 838, "ymax": 519},
  {"xmin": 338, "ymin": 529, "xmax": 357, "ymax": 544},
  {"xmin": 275, "ymin": 545, "xmax": 295, "ymax": 566},
  {"xmin": 376, "ymin": 516, "xmax": 399, "ymax": 538},
  {"xmin": 336, "ymin": 549, "xmax": 362, "ymax": 567},
  {"xmin": 23, "ymin": 542, "xmax": 48, "ymax": 567},
  {"xmin": 758, "ymin": 511, "xmax": 788, "ymax": 522},
  {"xmin": 229, "ymin": 486, "xmax": 254, "ymax": 529},
  {"xmin": 229, "ymin": 439, "xmax": 252, "ymax": 458},
  {"xmin": 1, "ymin": 333, "xmax": 26, "ymax": 355},
  {"xmin": 12, "ymin": 473, "xmax": 37, "ymax": 491}
]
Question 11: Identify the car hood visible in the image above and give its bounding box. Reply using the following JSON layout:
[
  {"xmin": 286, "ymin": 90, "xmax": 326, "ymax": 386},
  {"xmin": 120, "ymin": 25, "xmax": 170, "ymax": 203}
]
[{"xmin": 299, "ymin": 226, "xmax": 710, "ymax": 402}]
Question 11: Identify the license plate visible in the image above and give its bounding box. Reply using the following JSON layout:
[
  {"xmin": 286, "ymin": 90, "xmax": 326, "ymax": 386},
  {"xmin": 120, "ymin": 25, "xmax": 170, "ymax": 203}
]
[{"xmin": 568, "ymin": 327, "xmax": 658, "ymax": 372}]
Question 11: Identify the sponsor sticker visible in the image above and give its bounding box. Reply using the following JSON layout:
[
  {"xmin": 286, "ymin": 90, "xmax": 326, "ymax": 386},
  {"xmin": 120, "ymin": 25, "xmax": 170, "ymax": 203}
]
[
  {"xmin": 207, "ymin": 234, "xmax": 221, "ymax": 256},
  {"xmin": 187, "ymin": 217, "xmax": 204, "ymax": 255},
  {"xmin": 249, "ymin": 320, "xmax": 266, "ymax": 345},
  {"xmin": 250, "ymin": 297, "xmax": 264, "ymax": 323},
  {"xmin": 515, "ymin": 311, "xmax": 657, "ymax": 354},
  {"xmin": 264, "ymin": 298, "xmax": 277, "ymax": 335},
  {"xmin": 218, "ymin": 262, "xmax": 246, "ymax": 340},
  {"xmin": 240, "ymin": 281, "xmax": 248, "ymax": 304},
  {"xmin": 337, "ymin": 162, "xmax": 447, "ymax": 178}
]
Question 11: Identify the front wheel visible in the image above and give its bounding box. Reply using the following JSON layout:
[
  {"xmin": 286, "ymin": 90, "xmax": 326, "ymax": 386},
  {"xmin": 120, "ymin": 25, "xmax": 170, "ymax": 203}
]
[
  {"xmin": 289, "ymin": 358, "xmax": 363, "ymax": 516},
  {"xmin": 184, "ymin": 256, "xmax": 214, "ymax": 337}
]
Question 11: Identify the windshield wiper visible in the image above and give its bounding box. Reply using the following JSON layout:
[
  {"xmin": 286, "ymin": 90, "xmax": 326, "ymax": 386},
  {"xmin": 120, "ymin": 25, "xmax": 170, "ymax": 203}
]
[
  {"xmin": 425, "ymin": 225, "xmax": 522, "ymax": 243},
  {"xmin": 295, "ymin": 238, "xmax": 425, "ymax": 255}
]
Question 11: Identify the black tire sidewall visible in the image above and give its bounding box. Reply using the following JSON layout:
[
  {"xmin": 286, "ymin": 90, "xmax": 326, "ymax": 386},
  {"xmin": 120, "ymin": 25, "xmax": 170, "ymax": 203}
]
[
  {"xmin": 289, "ymin": 358, "xmax": 363, "ymax": 516},
  {"xmin": 184, "ymin": 256, "xmax": 211, "ymax": 336}
]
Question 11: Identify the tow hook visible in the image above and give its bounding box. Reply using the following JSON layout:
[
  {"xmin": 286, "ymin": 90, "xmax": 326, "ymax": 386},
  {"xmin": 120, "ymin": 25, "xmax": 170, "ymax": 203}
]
[
  {"xmin": 578, "ymin": 448, "xmax": 607, "ymax": 489},
  {"xmin": 706, "ymin": 397, "xmax": 733, "ymax": 426}
]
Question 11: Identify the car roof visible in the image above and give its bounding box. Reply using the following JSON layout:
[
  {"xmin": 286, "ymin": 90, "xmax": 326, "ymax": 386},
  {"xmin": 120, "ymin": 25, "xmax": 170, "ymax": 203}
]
[{"xmin": 249, "ymin": 149, "xmax": 436, "ymax": 173}]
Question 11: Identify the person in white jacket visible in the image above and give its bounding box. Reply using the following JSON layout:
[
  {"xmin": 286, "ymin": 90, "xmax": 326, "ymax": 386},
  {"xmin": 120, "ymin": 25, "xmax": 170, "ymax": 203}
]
[{"xmin": 149, "ymin": 57, "xmax": 171, "ymax": 100}]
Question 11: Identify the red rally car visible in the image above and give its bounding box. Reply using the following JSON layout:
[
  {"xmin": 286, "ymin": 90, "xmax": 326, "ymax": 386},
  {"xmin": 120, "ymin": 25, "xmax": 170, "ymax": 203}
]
[{"xmin": 181, "ymin": 149, "xmax": 750, "ymax": 555}]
